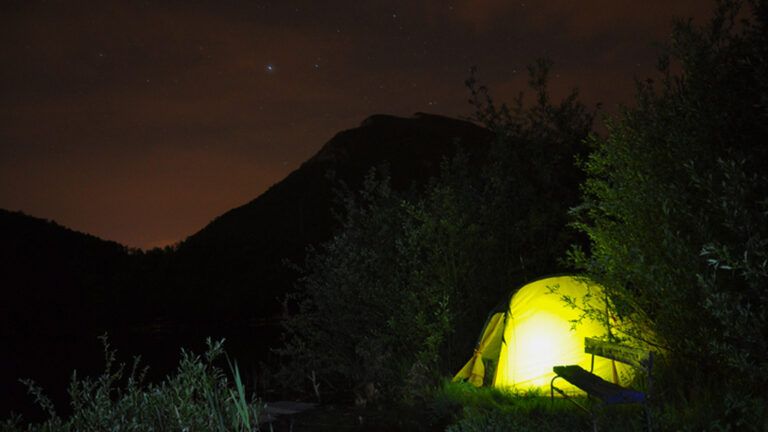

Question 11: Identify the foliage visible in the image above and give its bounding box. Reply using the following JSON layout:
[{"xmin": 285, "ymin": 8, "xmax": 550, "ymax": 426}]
[
  {"xmin": 570, "ymin": 0, "xmax": 768, "ymax": 429},
  {"xmin": 466, "ymin": 59, "xmax": 594, "ymax": 283},
  {"xmin": 279, "ymin": 61, "xmax": 594, "ymax": 403},
  {"xmin": 278, "ymin": 167, "xmax": 462, "ymax": 403},
  {"xmin": 2, "ymin": 336, "xmax": 264, "ymax": 432}
]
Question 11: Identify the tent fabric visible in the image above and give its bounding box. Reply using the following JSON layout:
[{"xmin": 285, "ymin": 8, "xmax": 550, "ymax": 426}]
[
  {"xmin": 453, "ymin": 312, "xmax": 505, "ymax": 386},
  {"xmin": 454, "ymin": 275, "xmax": 632, "ymax": 395}
]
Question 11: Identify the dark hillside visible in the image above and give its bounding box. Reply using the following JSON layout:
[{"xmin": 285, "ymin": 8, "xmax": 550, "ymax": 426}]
[
  {"xmin": 0, "ymin": 209, "xmax": 134, "ymax": 420},
  {"xmin": 0, "ymin": 209, "xmax": 130, "ymax": 336},
  {"xmin": 166, "ymin": 113, "xmax": 493, "ymax": 323},
  {"xmin": 1, "ymin": 113, "xmax": 494, "ymax": 420}
]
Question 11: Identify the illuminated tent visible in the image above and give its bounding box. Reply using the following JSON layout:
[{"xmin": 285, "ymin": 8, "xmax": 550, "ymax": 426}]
[{"xmin": 454, "ymin": 275, "xmax": 631, "ymax": 394}]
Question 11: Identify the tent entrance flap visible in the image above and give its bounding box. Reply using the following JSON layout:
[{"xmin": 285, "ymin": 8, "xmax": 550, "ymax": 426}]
[{"xmin": 453, "ymin": 312, "xmax": 505, "ymax": 386}]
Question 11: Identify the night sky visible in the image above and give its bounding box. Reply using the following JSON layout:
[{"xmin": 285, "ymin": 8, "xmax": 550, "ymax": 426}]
[{"xmin": 1, "ymin": 1, "xmax": 709, "ymax": 250}]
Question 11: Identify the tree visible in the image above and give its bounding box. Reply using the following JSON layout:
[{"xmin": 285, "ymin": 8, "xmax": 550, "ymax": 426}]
[
  {"xmin": 571, "ymin": 1, "xmax": 768, "ymax": 428},
  {"xmin": 279, "ymin": 61, "xmax": 594, "ymax": 403},
  {"xmin": 278, "ymin": 168, "xmax": 448, "ymax": 402}
]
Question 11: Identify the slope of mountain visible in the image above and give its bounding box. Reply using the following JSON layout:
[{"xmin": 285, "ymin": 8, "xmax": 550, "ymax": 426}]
[
  {"xmin": 165, "ymin": 113, "xmax": 493, "ymax": 323},
  {"xmin": 1, "ymin": 113, "xmax": 493, "ymax": 336},
  {"xmin": 0, "ymin": 113, "xmax": 494, "ymax": 420},
  {"xmin": 0, "ymin": 209, "xmax": 132, "ymax": 335},
  {"xmin": 0, "ymin": 209, "xmax": 136, "ymax": 421}
]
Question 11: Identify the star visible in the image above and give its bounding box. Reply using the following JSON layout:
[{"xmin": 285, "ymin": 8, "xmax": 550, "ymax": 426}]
[{"xmin": 265, "ymin": 64, "xmax": 275, "ymax": 73}]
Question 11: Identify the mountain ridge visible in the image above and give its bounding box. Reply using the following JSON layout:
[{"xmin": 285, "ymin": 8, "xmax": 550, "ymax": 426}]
[
  {"xmin": 182, "ymin": 112, "xmax": 489, "ymax": 245},
  {"xmin": 168, "ymin": 112, "xmax": 493, "ymax": 321},
  {"xmin": 1, "ymin": 112, "xmax": 495, "ymax": 420}
]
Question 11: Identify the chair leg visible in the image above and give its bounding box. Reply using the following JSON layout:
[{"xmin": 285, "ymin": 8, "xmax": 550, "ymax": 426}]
[
  {"xmin": 645, "ymin": 403, "xmax": 652, "ymax": 432},
  {"xmin": 550, "ymin": 376, "xmax": 558, "ymax": 404},
  {"xmin": 590, "ymin": 399, "xmax": 603, "ymax": 432}
]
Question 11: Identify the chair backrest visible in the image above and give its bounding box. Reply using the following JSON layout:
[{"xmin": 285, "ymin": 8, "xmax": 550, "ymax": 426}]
[{"xmin": 584, "ymin": 337, "xmax": 653, "ymax": 370}]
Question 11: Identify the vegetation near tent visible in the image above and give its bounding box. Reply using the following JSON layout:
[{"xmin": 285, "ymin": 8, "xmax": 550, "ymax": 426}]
[
  {"xmin": 278, "ymin": 61, "xmax": 594, "ymax": 403},
  {"xmin": 570, "ymin": 0, "xmax": 768, "ymax": 429}
]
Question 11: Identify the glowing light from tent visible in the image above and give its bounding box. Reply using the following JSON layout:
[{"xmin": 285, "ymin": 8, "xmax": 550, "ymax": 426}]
[
  {"xmin": 509, "ymin": 312, "xmax": 567, "ymax": 388},
  {"xmin": 486, "ymin": 276, "xmax": 631, "ymax": 394}
]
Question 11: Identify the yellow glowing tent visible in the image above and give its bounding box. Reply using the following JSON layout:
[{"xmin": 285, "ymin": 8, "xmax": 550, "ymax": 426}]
[{"xmin": 454, "ymin": 275, "xmax": 631, "ymax": 394}]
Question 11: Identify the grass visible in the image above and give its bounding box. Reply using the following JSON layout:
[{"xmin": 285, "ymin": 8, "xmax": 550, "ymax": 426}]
[
  {"xmin": 2, "ymin": 335, "xmax": 265, "ymax": 432},
  {"xmin": 433, "ymin": 381, "xmax": 650, "ymax": 432}
]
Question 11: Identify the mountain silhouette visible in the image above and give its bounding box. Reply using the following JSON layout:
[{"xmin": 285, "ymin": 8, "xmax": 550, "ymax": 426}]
[
  {"xmin": 1, "ymin": 113, "xmax": 493, "ymax": 419},
  {"xmin": 165, "ymin": 113, "xmax": 493, "ymax": 324},
  {"xmin": 1, "ymin": 209, "xmax": 136, "ymax": 421},
  {"xmin": 1, "ymin": 209, "xmax": 131, "ymax": 336}
]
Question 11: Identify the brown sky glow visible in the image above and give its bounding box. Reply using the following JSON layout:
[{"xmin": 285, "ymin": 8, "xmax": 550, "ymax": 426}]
[{"xmin": 0, "ymin": 1, "xmax": 710, "ymax": 249}]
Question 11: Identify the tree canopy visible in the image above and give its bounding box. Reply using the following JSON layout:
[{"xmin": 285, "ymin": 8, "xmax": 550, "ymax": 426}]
[{"xmin": 571, "ymin": 1, "xmax": 768, "ymax": 428}]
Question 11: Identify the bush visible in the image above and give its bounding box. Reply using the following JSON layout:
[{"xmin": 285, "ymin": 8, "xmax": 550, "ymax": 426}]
[
  {"xmin": 3, "ymin": 336, "xmax": 263, "ymax": 432},
  {"xmin": 571, "ymin": 0, "xmax": 768, "ymax": 428},
  {"xmin": 278, "ymin": 168, "xmax": 454, "ymax": 403}
]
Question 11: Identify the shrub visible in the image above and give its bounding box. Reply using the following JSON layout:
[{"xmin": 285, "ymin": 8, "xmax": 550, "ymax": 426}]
[
  {"xmin": 3, "ymin": 336, "xmax": 264, "ymax": 432},
  {"xmin": 571, "ymin": 0, "xmax": 768, "ymax": 428}
]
